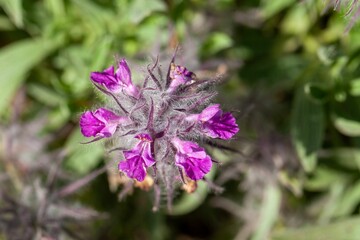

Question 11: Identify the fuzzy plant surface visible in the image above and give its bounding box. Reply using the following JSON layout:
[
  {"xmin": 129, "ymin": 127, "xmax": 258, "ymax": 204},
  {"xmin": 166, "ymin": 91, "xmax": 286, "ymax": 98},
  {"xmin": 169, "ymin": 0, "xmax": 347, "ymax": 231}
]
[
  {"xmin": 79, "ymin": 51, "xmax": 239, "ymax": 209},
  {"xmin": 324, "ymin": 0, "xmax": 360, "ymax": 30}
]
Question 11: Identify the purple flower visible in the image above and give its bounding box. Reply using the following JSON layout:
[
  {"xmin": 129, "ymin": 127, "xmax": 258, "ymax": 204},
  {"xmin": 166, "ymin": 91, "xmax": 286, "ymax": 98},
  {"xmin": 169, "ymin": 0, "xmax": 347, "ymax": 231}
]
[
  {"xmin": 80, "ymin": 108, "xmax": 129, "ymax": 138},
  {"xmin": 167, "ymin": 63, "xmax": 195, "ymax": 93},
  {"xmin": 118, "ymin": 134, "xmax": 155, "ymax": 182},
  {"xmin": 186, "ymin": 104, "xmax": 239, "ymax": 139},
  {"xmin": 81, "ymin": 53, "xmax": 240, "ymax": 209},
  {"xmin": 171, "ymin": 137, "xmax": 212, "ymax": 181},
  {"xmin": 90, "ymin": 59, "xmax": 139, "ymax": 98}
]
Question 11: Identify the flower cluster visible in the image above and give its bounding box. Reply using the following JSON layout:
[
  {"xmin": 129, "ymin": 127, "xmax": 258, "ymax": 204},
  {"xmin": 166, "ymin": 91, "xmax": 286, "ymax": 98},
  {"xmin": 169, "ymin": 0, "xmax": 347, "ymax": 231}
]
[{"xmin": 79, "ymin": 53, "xmax": 238, "ymax": 207}]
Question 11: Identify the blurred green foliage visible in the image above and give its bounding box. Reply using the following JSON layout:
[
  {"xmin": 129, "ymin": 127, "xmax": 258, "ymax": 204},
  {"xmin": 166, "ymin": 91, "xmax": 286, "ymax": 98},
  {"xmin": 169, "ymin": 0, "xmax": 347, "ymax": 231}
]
[{"xmin": 1, "ymin": 0, "xmax": 360, "ymax": 239}]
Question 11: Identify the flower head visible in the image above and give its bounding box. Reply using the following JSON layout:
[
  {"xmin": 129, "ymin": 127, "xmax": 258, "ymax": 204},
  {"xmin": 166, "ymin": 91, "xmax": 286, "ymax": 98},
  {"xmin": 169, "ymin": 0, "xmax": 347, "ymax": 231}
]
[
  {"xmin": 90, "ymin": 59, "xmax": 139, "ymax": 98},
  {"xmin": 171, "ymin": 137, "xmax": 212, "ymax": 181},
  {"xmin": 80, "ymin": 108, "xmax": 129, "ymax": 138},
  {"xmin": 167, "ymin": 63, "xmax": 195, "ymax": 93},
  {"xmin": 186, "ymin": 104, "xmax": 239, "ymax": 139},
  {"xmin": 118, "ymin": 134, "xmax": 155, "ymax": 182},
  {"xmin": 81, "ymin": 54, "xmax": 239, "ymax": 210}
]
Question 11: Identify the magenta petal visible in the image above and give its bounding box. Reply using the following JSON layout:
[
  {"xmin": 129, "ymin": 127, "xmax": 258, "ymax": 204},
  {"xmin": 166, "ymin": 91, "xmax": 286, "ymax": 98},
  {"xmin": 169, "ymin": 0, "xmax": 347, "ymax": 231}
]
[
  {"xmin": 167, "ymin": 64, "xmax": 195, "ymax": 93},
  {"xmin": 203, "ymin": 112, "xmax": 239, "ymax": 139},
  {"xmin": 189, "ymin": 104, "xmax": 239, "ymax": 140},
  {"xmin": 118, "ymin": 134, "xmax": 155, "ymax": 181},
  {"xmin": 172, "ymin": 138, "xmax": 212, "ymax": 180},
  {"xmin": 93, "ymin": 108, "xmax": 124, "ymax": 123},
  {"xmin": 103, "ymin": 65, "xmax": 114, "ymax": 75},
  {"xmin": 118, "ymin": 154, "xmax": 147, "ymax": 181},
  {"xmin": 116, "ymin": 59, "xmax": 132, "ymax": 86},
  {"xmin": 79, "ymin": 108, "xmax": 126, "ymax": 138},
  {"xmin": 90, "ymin": 71, "xmax": 121, "ymax": 93},
  {"xmin": 198, "ymin": 104, "xmax": 221, "ymax": 121},
  {"xmin": 80, "ymin": 111, "xmax": 104, "ymax": 137},
  {"xmin": 91, "ymin": 60, "xmax": 139, "ymax": 97}
]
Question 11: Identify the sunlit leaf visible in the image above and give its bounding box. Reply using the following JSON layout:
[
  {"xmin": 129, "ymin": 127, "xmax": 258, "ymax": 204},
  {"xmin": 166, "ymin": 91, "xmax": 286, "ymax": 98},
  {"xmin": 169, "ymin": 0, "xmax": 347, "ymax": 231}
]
[
  {"xmin": 332, "ymin": 96, "xmax": 360, "ymax": 136},
  {"xmin": 44, "ymin": 0, "xmax": 65, "ymax": 18},
  {"xmin": 201, "ymin": 32, "xmax": 233, "ymax": 57},
  {"xmin": 320, "ymin": 148, "xmax": 360, "ymax": 171},
  {"xmin": 0, "ymin": 0, "xmax": 23, "ymax": 28},
  {"xmin": 281, "ymin": 5, "xmax": 311, "ymax": 35},
  {"xmin": 127, "ymin": 0, "xmax": 165, "ymax": 24},
  {"xmin": 334, "ymin": 180, "xmax": 360, "ymax": 217},
  {"xmin": 261, "ymin": 0, "xmax": 296, "ymax": 19},
  {"xmin": 349, "ymin": 78, "xmax": 360, "ymax": 97},
  {"xmin": 0, "ymin": 15, "xmax": 14, "ymax": 30},
  {"xmin": 318, "ymin": 182, "xmax": 345, "ymax": 223},
  {"xmin": 333, "ymin": 116, "xmax": 360, "ymax": 137},
  {"xmin": 0, "ymin": 38, "xmax": 60, "ymax": 116}
]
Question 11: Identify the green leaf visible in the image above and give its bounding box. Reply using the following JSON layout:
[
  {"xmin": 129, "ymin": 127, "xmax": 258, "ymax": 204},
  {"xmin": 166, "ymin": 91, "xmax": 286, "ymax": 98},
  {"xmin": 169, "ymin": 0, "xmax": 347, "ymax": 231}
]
[
  {"xmin": 44, "ymin": 0, "xmax": 65, "ymax": 18},
  {"xmin": 261, "ymin": 0, "xmax": 296, "ymax": 19},
  {"xmin": 0, "ymin": 15, "xmax": 14, "ymax": 30},
  {"xmin": 0, "ymin": 0, "xmax": 23, "ymax": 28},
  {"xmin": 333, "ymin": 116, "xmax": 360, "ymax": 137},
  {"xmin": 349, "ymin": 78, "xmax": 360, "ymax": 97},
  {"xmin": 127, "ymin": 0, "xmax": 165, "ymax": 24},
  {"xmin": 201, "ymin": 32, "xmax": 233, "ymax": 57},
  {"xmin": 334, "ymin": 180, "xmax": 360, "ymax": 217},
  {"xmin": 305, "ymin": 167, "xmax": 349, "ymax": 191},
  {"xmin": 318, "ymin": 182, "xmax": 345, "ymax": 223},
  {"xmin": 90, "ymin": 36, "xmax": 113, "ymax": 71},
  {"xmin": 251, "ymin": 185, "xmax": 281, "ymax": 240},
  {"xmin": 0, "ymin": 38, "xmax": 59, "ymax": 116},
  {"xmin": 27, "ymin": 84, "xmax": 66, "ymax": 107},
  {"xmin": 65, "ymin": 128, "xmax": 104, "ymax": 174},
  {"xmin": 291, "ymin": 88, "xmax": 325, "ymax": 172},
  {"xmin": 320, "ymin": 148, "xmax": 360, "ymax": 171},
  {"xmin": 281, "ymin": 5, "xmax": 311, "ymax": 35},
  {"xmin": 47, "ymin": 104, "xmax": 71, "ymax": 130},
  {"xmin": 272, "ymin": 217, "xmax": 360, "ymax": 240},
  {"xmin": 332, "ymin": 97, "xmax": 360, "ymax": 137}
]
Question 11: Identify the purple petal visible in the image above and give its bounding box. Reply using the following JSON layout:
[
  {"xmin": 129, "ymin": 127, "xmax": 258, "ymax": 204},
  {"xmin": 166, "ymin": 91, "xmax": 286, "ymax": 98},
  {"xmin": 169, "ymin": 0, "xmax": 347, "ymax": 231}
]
[
  {"xmin": 118, "ymin": 134, "xmax": 155, "ymax": 181},
  {"xmin": 93, "ymin": 108, "xmax": 125, "ymax": 123},
  {"xmin": 80, "ymin": 111, "xmax": 104, "ymax": 137},
  {"xmin": 115, "ymin": 59, "xmax": 132, "ymax": 86},
  {"xmin": 124, "ymin": 84, "xmax": 140, "ymax": 99},
  {"xmin": 198, "ymin": 104, "xmax": 221, "ymax": 122},
  {"xmin": 79, "ymin": 108, "xmax": 127, "ymax": 138},
  {"xmin": 175, "ymin": 154, "xmax": 212, "ymax": 180},
  {"xmin": 91, "ymin": 60, "xmax": 139, "ymax": 97},
  {"xmin": 172, "ymin": 138, "xmax": 212, "ymax": 180},
  {"xmin": 90, "ymin": 71, "xmax": 121, "ymax": 93},
  {"xmin": 104, "ymin": 65, "xmax": 114, "ymax": 75},
  {"xmin": 118, "ymin": 155, "xmax": 147, "ymax": 182},
  {"xmin": 167, "ymin": 63, "xmax": 195, "ymax": 93},
  {"xmin": 203, "ymin": 112, "xmax": 239, "ymax": 139},
  {"xmin": 115, "ymin": 59, "xmax": 139, "ymax": 98}
]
